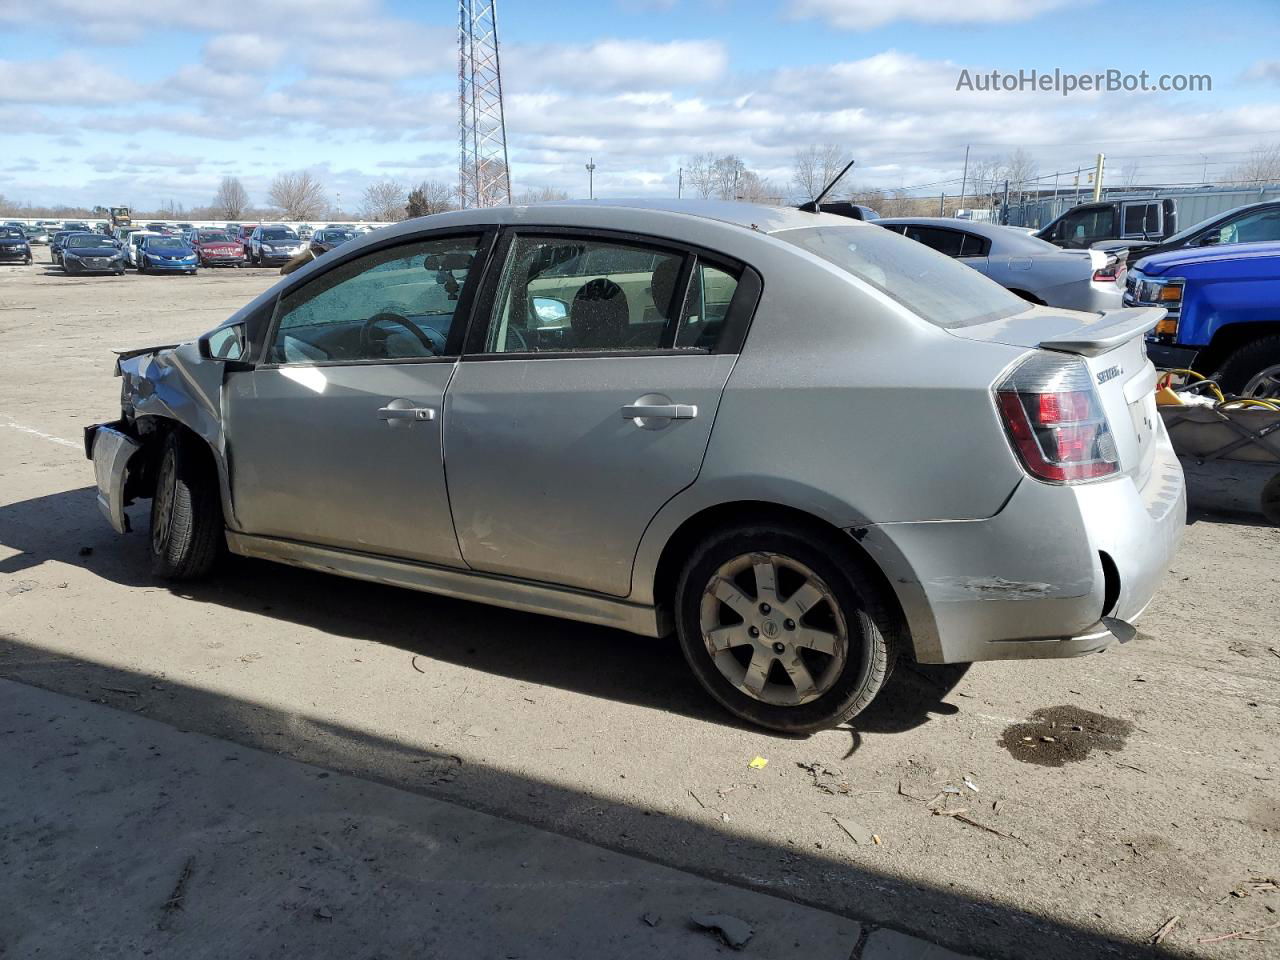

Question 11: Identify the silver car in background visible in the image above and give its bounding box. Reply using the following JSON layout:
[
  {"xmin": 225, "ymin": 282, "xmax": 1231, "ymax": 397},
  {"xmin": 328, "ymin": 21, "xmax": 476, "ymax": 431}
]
[
  {"xmin": 85, "ymin": 201, "xmax": 1184, "ymax": 732},
  {"xmin": 878, "ymin": 217, "xmax": 1126, "ymax": 312}
]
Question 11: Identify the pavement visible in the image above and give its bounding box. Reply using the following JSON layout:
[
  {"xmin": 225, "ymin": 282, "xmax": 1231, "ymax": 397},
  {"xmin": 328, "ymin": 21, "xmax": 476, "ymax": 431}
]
[
  {"xmin": 0, "ymin": 677, "xmax": 968, "ymax": 960},
  {"xmin": 2, "ymin": 260, "xmax": 1279, "ymax": 960}
]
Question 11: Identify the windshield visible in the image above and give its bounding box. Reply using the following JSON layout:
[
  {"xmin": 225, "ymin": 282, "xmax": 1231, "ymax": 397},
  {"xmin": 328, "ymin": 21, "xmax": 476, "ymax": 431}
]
[
  {"xmin": 262, "ymin": 230, "xmax": 298, "ymax": 240},
  {"xmin": 776, "ymin": 225, "xmax": 1026, "ymax": 329},
  {"xmin": 327, "ymin": 230, "xmax": 355, "ymax": 242},
  {"xmin": 149, "ymin": 239, "xmax": 189, "ymax": 251},
  {"xmin": 0, "ymin": 228, "xmax": 24, "ymax": 239},
  {"xmin": 68, "ymin": 236, "xmax": 115, "ymax": 249},
  {"xmin": 199, "ymin": 231, "xmax": 232, "ymax": 242}
]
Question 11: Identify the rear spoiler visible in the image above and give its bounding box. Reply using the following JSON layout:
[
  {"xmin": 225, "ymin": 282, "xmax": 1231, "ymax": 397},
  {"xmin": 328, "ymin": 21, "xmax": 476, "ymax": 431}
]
[{"xmin": 1037, "ymin": 307, "xmax": 1165, "ymax": 357}]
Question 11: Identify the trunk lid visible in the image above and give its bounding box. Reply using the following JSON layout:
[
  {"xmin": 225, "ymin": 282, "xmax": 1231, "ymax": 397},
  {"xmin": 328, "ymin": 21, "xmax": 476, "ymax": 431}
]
[{"xmin": 954, "ymin": 305, "xmax": 1165, "ymax": 482}]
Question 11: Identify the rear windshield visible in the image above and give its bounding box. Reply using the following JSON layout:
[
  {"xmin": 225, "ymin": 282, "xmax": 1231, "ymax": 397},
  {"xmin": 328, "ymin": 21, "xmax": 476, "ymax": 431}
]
[{"xmin": 776, "ymin": 225, "xmax": 1025, "ymax": 329}]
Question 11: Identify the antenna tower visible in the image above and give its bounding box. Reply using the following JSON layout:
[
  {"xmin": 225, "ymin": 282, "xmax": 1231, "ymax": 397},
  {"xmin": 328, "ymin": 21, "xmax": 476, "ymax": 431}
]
[{"xmin": 458, "ymin": 0, "xmax": 511, "ymax": 207}]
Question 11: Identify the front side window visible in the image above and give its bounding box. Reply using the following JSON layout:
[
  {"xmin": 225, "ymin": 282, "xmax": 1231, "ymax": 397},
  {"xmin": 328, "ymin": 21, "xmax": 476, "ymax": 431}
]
[
  {"xmin": 1218, "ymin": 209, "xmax": 1280, "ymax": 244},
  {"xmin": 482, "ymin": 235, "xmax": 694, "ymax": 354},
  {"xmin": 269, "ymin": 235, "xmax": 481, "ymax": 364}
]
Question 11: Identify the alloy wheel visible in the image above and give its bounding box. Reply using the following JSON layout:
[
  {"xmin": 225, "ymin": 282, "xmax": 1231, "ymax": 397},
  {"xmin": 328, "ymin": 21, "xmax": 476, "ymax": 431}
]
[
  {"xmin": 698, "ymin": 551, "xmax": 848, "ymax": 706},
  {"xmin": 1243, "ymin": 363, "xmax": 1280, "ymax": 400}
]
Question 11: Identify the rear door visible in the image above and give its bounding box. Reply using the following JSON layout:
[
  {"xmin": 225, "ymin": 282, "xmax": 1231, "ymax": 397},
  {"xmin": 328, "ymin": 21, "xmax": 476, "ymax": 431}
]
[{"xmin": 443, "ymin": 229, "xmax": 758, "ymax": 597}]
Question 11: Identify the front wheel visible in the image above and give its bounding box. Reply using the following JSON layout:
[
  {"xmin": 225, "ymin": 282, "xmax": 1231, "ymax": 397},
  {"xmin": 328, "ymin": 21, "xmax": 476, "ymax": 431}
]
[
  {"xmin": 674, "ymin": 523, "xmax": 899, "ymax": 733},
  {"xmin": 1215, "ymin": 335, "xmax": 1280, "ymax": 400},
  {"xmin": 149, "ymin": 430, "xmax": 223, "ymax": 580}
]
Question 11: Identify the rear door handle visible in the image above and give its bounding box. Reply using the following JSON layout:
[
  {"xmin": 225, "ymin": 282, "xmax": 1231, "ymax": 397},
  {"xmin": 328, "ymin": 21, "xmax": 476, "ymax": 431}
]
[
  {"xmin": 620, "ymin": 403, "xmax": 697, "ymax": 420},
  {"xmin": 378, "ymin": 405, "xmax": 436, "ymax": 421}
]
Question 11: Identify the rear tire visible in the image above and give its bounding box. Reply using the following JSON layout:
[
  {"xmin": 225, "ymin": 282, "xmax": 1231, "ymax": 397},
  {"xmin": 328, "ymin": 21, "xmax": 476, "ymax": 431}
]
[
  {"xmin": 674, "ymin": 522, "xmax": 899, "ymax": 733},
  {"xmin": 1214, "ymin": 335, "xmax": 1280, "ymax": 399},
  {"xmin": 149, "ymin": 430, "xmax": 223, "ymax": 580}
]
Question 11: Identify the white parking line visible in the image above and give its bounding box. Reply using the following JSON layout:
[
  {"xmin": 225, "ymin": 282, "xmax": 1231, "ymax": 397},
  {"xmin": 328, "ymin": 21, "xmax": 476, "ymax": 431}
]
[{"xmin": 1, "ymin": 416, "xmax": 79, "ymax": 449}]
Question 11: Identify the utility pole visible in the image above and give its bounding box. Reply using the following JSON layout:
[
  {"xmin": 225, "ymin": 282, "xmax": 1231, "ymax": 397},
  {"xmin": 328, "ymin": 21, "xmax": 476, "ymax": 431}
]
[
  {"xmin": 1092, "ymin": 152, "xmax": 1105, "ymax": 202},
  {"xmin": 585, "ymin": 158, "xmax": 596, "ymax": 200},
  {"xmin": 958, "ymin": 144, "xmax": 970, "ymax": 211},
  {"xmin": 1001, "ymin": 179, "xmax": 1010, "ymax": 225},
  {"xmin": 939, "ymin": 192, "xmax": 946, "ymax": 216},
  {"xmin": 1075, "ymin": 167, "xmax": 1081, "ymax": 204},
  {"xmin": 677, "ymin": 167, "xmax": 683, "ymax": 199}
]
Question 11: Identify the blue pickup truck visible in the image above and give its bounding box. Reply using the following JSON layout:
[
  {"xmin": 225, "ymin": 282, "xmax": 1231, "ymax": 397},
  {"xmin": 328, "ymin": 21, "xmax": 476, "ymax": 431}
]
[{"xmin": 1125, "ymin": 240, "xmax": 1280, "ymax": 399}]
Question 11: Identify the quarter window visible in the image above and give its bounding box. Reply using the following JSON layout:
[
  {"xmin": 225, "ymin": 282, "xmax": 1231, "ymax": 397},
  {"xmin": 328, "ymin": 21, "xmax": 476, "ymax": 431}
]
[
  {"xmin": 483, "ymin": 235, "xmax": 698, "ymax": 354},
  {"xmin": 269, "ymin": 236, "xmax": 481, "ymax": 363}
]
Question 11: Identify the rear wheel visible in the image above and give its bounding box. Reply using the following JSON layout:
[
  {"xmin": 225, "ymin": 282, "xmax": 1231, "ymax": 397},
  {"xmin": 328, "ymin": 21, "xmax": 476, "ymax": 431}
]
[
  {"xmin": 149, "ymin": 430, "xmax": 223, "ymax": 580},
  {"xmin": 674, "ymin": 523, "xmax": 898, "ymax": 733},
  {"xmin": 1214, "ymin": 336, "xmax": 1280, "ymax": 400}
]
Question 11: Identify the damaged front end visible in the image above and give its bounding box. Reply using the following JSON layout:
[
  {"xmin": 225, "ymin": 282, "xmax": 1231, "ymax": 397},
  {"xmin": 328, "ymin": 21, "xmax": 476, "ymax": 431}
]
[{"xmin": 85, "ymin": 340, "xmax": 230, "ymax": 535}]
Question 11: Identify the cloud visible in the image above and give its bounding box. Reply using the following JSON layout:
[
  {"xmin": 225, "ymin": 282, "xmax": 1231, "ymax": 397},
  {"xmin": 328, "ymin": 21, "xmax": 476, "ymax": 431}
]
[
  {"xmin": 506, "ymin": 39, "xmax": 728, "ymax": 92},
  {"xmin": 0, "ymin": 53, "xmax": 139, "ymax": 105},
  {"xmin": 204, "ymin": 33, "xmax": 287, "ymax": 71},
  {"xmin": 1243, "ymin": 60, "xmax": 1280, "ymax": 85},
  {"xmin": 788, "ymin": 0, "xmax": 1079, "ymax": 29}
]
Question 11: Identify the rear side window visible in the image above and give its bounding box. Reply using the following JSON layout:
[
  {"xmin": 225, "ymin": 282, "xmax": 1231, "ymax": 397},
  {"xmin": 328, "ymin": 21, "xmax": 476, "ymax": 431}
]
[
  {"xmin": 777, "ymin": 225, "xmax": 1024, "ymax": 329},
  {"xmin": 903, "ymin": 226, "xmax": 965, "ymax": 258}
]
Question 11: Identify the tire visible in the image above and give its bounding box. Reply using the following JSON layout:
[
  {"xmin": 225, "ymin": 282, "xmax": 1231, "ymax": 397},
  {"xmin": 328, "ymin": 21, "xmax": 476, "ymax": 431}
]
[
  {"xmin": 674, "ymin": 522, "xmax": 899, "ymax": 733},
  {"xmin": 149, "ymin": 430, "xmax": 223, "ymax": 580},
  {"xmin": 1214, "ymin": 335, "xmax": 1280, "ymax": 399}
]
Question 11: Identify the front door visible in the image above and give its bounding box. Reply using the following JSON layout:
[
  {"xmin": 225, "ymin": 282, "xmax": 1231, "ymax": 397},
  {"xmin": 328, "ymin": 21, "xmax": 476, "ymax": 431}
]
[
  {"xmin": 225, "ymin": 233, "xmax": 486, "ymax": 566},
  {"xmin": 443, "ymin": 231, "xmax": 749, "ymax": 597}
]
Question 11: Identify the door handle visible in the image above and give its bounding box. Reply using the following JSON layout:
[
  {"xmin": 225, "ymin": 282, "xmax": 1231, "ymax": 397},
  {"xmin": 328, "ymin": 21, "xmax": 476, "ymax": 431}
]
[
  {"xmin": 378, "ymin": 405, "xmax": 436, "ymax": 421},
  {"xmin": 620, "ymin": 403, "xmax": 697, "ymax": 420}
]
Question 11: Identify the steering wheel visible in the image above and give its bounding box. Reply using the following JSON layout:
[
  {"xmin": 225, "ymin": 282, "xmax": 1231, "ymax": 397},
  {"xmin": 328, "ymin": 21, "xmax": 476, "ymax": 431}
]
[{"xmin": 359, "ymin": 311, "xmax": 438, "ymax": 357}]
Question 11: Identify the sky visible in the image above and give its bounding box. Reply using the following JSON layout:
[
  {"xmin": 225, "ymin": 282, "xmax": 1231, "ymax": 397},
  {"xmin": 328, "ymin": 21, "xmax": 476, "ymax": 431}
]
[{"xmin": 2, "ymin": 0, "xmax": 1279, "ymax": 211}]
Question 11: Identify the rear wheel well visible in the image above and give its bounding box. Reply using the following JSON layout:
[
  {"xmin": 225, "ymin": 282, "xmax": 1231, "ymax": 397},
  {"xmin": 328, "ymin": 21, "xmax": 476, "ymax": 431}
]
[
  {"xmin": 1196, "ymin": 321, "xmax": 1280, "ymax": 374},
  {"xmin": 652, "ymin": 501, "xmax": 911, "ymax": 654},
  {"xmin": 1009, "ymin": 289, "xmax": 1046, "ymax": 305}
]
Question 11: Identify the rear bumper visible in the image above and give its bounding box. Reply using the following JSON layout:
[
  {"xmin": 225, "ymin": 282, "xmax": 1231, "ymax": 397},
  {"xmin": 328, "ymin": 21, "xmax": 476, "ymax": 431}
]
[{"xmin": 861, "ymin": 421, "xmax": 1186, "ymax": 664}]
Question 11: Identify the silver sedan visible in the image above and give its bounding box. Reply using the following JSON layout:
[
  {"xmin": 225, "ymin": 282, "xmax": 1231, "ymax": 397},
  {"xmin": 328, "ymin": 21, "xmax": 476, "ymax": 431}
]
[
  {"xmin": 878, "ymin": 217, "xmax": 1126, "ymax": 312},
  {"xmin": 86, "ymin": 201, "xmax": 1184, "ymax": 732}
]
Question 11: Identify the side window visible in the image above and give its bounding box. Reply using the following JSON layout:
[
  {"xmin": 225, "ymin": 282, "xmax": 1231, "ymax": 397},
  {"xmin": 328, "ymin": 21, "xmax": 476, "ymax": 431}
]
[
  {"xmin": 1223, "ymin": 210, "xmax": 1280, "ymax": 244},
  {"xmin": 673, "ymin": 261, "xmax": 739, "ymax": 349},
  {"xmin": 958, "ymin": 232, "xmax": 989, "ymax": 257},
  {"xmin": 904, "ymin": 226, "xmax": 965, "ymax": 257},
  {"xmin": 269, "ymin": 235, "xmax": 481, "ymax": 364},
  {"xmin": 483, "ymin": 235, "xmax": 691, "ymax": 354},
  {"xmin": 1060, "ymin": 207, "xmax": 1114, "ymax": 242},
  {"xmin": 1122, "ymin": 203, "xmax": 1158, "ymax": 236}
]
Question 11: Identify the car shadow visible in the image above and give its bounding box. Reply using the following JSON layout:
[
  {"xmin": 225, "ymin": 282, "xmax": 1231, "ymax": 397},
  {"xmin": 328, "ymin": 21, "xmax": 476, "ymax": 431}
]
[{"xmin": 0, "ymin": 486, "xmax": 972, "ymax": 741}]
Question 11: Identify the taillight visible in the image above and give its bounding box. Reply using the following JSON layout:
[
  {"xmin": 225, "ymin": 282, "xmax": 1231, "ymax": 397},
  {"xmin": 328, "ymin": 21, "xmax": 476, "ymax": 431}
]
[
  {"xmin": 1093, "ymin": 262, "xmax": 1123, "ymax": 283},
  {"xmin": 996, "ymin": 353, "xmax": 1119, "ymax": 484}
]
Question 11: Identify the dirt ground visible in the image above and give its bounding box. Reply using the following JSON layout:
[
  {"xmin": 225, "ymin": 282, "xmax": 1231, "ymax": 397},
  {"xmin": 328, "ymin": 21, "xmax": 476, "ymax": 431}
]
[{"xmin": 2, "ymin": 253, "xmax": 1278, "ymax": 959}]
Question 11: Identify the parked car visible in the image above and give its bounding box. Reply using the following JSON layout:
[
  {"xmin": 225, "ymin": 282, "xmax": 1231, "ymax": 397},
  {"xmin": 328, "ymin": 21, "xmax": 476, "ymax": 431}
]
[
  {"xmin": 0, "ymin": 226, "xmax": 33, "ymax": 265},
  {"xmin": 124, "ymin": 231, "xmax": 163, "ymax": 268},
  {"xmin": 62, "ymin": 220, "xmax": 91, "ymax": 233},
  {"xmin": 51, "ymin": 231, "xmax": 92, "ymax": 265},
  {"xmin": 309, "ymin": 227, "xmax": 356, "ymax": 256},
  {"xmin": 84, "ymin": 201, "xmax": 1184, "ymax": 732},
  {"xmin": 136, "ymin": 235, "xmax": 198, "ymax": 274},
  {"xmin": 22, "ymin": 225, "xmax": 49, "ymax": 246},
  {"xmin": 1113, "ymin": 201, "xmax": 1280, "ymax": 267},
  {"xmin": 1035, "ymin": 198, "xmax": 1177, "ymax": 251},
  {"xmin": 234, "ymin": 224, "xmax": 259, "ymax": 254},
  {"xmin": 1127, "ymin": 240, "xmax": 1280, "ymax": 398},
  {"xmin": 296, "ymin": 224, "xmax": 314, "ymax": 240},
  {"xmin": 248, "ymin": 225, "xmax": 305, "ymax": 266},
  {"xmin": 876, "ymin": 217, "xmax": 1125, "ymax": 311},
  {"xmin": 192, "ymin": 228, "xmax": 247, "ymax": 267},
  {"xmin": 60, "ymin": 233, "xmax": 126, "ymax": 275}
]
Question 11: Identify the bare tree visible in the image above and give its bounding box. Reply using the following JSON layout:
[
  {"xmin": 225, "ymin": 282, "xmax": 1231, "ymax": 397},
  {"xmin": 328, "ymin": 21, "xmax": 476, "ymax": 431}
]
[
  {"xmin": 736, "ymin": 170, "xmax": 782, "ymax": 204},
  {"xmin": 882, "ymin": 188, "xmax": 912, "ymax": 217},
  {"xmin": 1003, "ymin": 149, "xmax": 1038, "ymax": 203},
  {"xmin": 964, "ymin": 156, "xmax": 1001, "ymax": 210},
  {"xmin": 792, "ymin": 144, "xmax": 844, "ymax": 200},
  {"xmin": 848, "ymin": 185, "xmax": 887, "ymax": 214},
  {"xmin": 361, "ymin": 179, "xmax": 407, "ymax": 221},
  {"xmin": 1223, "ymin": 142, "xmax": 1280, "ymax": 185},
  {"xmin": 268, "ymin": 170, "xmax": 327, "ymax": 220},
  {"xmin": 1119, "ymin": 161, "xmax": 1142, "ymax": 188},
  {"xmin": 709, "ymin": 155, "xmax": 747, "ymax": 200},
  {"xmin": 514, "ymin": 186, "xmax": 569, "ymax": 204},
  {"xmin": 683, "ymin": 153, "xmax": 715, "ymax": 199},
  {"xmin": 406, "ymin": 180, "xmax": 457, "ymax": 218},
  {"xmin": 211, "ymin": 176, "xmax": 250, "ymax": 219}
]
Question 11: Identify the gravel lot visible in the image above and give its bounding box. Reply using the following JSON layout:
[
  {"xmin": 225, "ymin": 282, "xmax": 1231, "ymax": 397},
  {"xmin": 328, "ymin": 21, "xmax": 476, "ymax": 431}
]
[{"xmin": 2, "ymin": 254, "xmax": 1278, "ymax": 959}]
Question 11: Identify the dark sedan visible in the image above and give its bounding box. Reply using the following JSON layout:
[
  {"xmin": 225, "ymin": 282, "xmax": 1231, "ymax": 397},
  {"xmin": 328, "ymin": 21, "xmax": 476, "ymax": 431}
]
[
  {"xmin": 51, "ymin": 231, "xmax": 94, "ymax": 265},
  {"xmin": 0, "ymin": 226, "xmax": 33, "ymax": 264},
  {"xmin": 1115, "ymin": 200, "xmax": 1280, "ymax": 266},
  {"xmin": 248, "ymin": 225, "xmax": 305, "ymax": 266},
  {"xmin": 309, "ymin": 227, "xmax": 356, "ymax": 256},
  {"xmin": 61, "ymin": 234, "xmax": 127, "ymax": 275}
]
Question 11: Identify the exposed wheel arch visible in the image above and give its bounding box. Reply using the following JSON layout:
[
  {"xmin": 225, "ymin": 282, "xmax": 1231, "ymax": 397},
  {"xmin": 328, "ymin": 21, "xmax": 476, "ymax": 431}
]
[
  {"xmin": 1008, "ymin": 288, "xmax": 1046, "ymax": 305},
  {"xmin": 1196, "ymin": 322, "xmax": 1280, "ymax": 379},
  {"xmin": 651, "ymin": 500, "xmax": 911, "ymax": 656}
]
